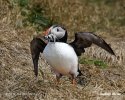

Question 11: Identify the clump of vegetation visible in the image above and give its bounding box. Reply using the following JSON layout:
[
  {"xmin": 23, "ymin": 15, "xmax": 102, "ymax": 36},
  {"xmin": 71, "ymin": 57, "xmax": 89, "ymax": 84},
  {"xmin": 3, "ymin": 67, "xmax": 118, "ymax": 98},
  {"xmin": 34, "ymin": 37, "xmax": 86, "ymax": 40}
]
[
  {"xmin": 11, "ymin": 0, "xmax": 54, "ymax": 31},
  {"xmin": 79, "ymin": 57, "xmax": 107, "ymax": 69}
]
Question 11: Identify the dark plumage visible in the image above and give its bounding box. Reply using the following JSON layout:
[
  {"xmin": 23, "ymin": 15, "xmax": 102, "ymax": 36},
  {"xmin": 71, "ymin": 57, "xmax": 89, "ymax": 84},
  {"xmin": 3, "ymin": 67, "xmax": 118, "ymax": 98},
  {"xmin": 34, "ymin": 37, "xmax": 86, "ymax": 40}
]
[
  {"xmin": 70, "ymin": 32, "xmax": 115, "ymax": 56},
  {"xmin": 30, "ymin": 36, "xmax": 47, "ymax": 76}
]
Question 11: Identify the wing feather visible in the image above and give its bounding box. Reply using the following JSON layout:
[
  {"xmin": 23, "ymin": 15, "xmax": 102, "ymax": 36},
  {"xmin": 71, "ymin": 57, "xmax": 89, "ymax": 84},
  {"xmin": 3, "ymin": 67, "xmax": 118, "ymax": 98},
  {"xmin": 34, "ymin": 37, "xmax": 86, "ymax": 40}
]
[
  {"xmin": 70, "ymin": 32, "xmax": 115, "ymax": 56},
  {"xmin": 30, "ymin": 35, "xmax": 48, "ymax": 77}
]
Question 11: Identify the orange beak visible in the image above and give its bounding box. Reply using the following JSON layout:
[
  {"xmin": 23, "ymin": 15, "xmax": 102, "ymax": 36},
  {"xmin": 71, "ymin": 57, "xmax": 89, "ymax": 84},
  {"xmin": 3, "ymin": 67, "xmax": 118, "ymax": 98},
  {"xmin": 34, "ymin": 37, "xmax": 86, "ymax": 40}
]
[{"xmin": 43, "ymin": 29, "xmax": 49, "ymax": 36}]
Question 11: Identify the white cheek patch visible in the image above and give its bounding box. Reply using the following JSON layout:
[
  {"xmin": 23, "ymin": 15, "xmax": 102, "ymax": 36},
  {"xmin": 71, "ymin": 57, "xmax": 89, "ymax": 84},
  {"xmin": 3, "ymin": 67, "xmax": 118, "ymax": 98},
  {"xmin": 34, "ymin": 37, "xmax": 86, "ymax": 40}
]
[
  {"xmin": 55, "ymin": 32, "xmax": 65, "ymax": 39},
  {"xmin": 51, "ymin": 27, "xmax": 65, "ymax": 39}
]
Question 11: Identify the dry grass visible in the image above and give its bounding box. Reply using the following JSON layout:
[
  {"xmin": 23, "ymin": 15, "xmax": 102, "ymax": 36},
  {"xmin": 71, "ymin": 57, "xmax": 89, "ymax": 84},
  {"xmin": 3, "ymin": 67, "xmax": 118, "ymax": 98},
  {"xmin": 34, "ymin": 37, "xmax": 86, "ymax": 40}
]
[
  {"xmin": 0, "ymin": 0, "xmax": 125, "ymax": 100},
  {"xmin": 40, "ymin": 0, "xmax": 125, "ymax": 38}
]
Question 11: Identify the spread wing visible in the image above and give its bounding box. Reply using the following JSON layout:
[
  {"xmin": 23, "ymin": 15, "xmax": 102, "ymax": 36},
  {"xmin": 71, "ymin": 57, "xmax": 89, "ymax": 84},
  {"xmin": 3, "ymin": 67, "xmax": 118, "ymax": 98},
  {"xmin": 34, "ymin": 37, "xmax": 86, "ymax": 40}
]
[
  {"xmin": 70, "ymin": 32, "xmax": 115, "ymax": 56},
  {"xmin": 30, "ymin": 35, "xmax": 48, "ymax": 77}
]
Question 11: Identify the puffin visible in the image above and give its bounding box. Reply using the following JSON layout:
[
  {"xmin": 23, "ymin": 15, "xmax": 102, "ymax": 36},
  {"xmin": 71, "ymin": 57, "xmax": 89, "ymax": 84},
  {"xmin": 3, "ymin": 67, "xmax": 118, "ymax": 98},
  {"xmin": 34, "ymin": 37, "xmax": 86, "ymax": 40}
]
[{"xmin": 30, "ymin": 25, "xmax": 115, "ymax": 84}]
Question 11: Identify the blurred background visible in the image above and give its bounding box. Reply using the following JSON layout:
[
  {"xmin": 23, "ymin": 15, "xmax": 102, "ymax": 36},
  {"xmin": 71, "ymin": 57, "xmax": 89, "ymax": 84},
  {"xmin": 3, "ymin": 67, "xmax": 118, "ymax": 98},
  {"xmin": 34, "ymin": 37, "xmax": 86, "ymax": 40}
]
[
  {"xmin": 0, "ymin": 0, "xmax": 125, "ymax": 99},
  {"xmin": 1, "ymin": 0, "xmax": 125, "ymax": 37}
]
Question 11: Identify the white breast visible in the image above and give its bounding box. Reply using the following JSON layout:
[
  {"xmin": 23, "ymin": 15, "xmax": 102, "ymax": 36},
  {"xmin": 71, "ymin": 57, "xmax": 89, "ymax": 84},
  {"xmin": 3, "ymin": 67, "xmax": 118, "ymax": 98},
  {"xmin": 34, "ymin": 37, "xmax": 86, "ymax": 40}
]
[{"xmin": 43, "ymin": 42, "xmax": 78, "ymax": 75}]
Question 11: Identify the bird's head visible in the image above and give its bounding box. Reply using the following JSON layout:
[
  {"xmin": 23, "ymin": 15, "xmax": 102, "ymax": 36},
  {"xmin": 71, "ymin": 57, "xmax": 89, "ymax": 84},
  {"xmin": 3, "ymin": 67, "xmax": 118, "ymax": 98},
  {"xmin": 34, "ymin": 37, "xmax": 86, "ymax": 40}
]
[{"xmin": 43, "ymin": 25, "xmax": 67, "ymax": 43}]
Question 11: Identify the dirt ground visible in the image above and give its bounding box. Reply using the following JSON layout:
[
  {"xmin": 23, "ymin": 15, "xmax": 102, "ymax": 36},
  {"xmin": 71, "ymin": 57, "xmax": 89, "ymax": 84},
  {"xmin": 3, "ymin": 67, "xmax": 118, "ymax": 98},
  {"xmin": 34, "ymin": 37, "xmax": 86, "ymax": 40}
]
[{"xmin": 0, "ymin": 0, "xmax": 125, "ymax": 100}]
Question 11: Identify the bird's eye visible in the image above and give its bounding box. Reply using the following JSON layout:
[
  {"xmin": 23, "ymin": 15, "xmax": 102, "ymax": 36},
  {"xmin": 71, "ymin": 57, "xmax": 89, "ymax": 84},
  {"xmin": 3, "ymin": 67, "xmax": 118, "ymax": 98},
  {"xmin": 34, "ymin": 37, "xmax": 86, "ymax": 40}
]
[{"xmin": 57, "ymin": 28, "xmax": 59, "ymax": 32}]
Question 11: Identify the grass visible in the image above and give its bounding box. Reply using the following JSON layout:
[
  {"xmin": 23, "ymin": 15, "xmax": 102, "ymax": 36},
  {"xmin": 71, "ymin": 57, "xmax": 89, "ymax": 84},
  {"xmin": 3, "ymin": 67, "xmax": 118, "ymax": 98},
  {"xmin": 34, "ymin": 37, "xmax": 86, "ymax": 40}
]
[
  {"xmin": 0, "ymin": 0, "xmax": 125, "ymax": 100},
  {"xmin": 8, "ymin": 0, "xmax": 54, "ymax": 31},
  {"xmin": 79, "ymin": 57, "xmax": 108, "ymax": 69},
  {"xmin": 7, "ymin": 0, "xmax": 125, "ymax": 37}
]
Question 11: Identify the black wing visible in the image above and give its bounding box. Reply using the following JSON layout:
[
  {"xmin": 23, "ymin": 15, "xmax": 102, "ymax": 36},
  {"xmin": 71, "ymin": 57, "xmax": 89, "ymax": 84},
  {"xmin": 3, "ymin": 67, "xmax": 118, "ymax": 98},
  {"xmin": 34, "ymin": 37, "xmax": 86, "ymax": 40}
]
[
  {"xmin": 30, "ymin": 35, "xmax": 48, "ymax": 77},
  {"xmin": 70, "ymin": 32, "xmax": 115, "ymax": 56}
]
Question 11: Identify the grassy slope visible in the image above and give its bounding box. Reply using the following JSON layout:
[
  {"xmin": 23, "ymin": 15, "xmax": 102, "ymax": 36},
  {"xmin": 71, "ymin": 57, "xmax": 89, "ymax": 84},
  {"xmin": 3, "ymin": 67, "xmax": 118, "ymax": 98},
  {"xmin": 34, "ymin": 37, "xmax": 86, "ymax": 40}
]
[{"xmin": 0, "ymin": 0, "xmax": 125, "ymax": 100}]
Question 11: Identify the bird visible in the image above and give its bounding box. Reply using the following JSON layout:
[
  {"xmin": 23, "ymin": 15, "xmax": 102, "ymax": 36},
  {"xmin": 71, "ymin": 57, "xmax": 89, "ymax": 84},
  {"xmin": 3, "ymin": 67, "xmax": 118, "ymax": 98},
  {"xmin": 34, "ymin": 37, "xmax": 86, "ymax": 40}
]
[{"xmin": 30, "ymin": 25, "xmax": 115, "ymax": 84}]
